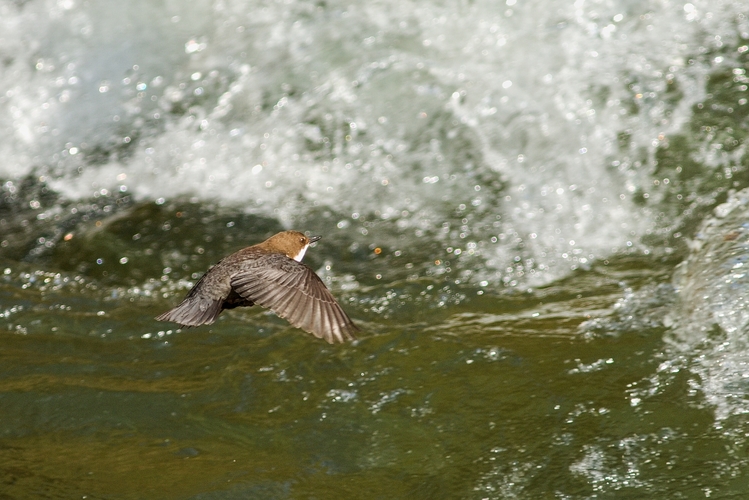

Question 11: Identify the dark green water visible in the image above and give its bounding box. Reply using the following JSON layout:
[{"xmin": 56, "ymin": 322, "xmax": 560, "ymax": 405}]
[{"xmin": 1, "ymin": 201, "xmax": 745, "ymax": 498}]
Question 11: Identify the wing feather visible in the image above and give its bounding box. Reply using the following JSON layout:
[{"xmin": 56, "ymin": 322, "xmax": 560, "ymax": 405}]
[
  {"xmin": 155, "ymin": 294, "xmax": 223, "ymax": 327},
  {"xmin": 229, "ymin": 253, "xmax": 357, "ymax": 343},
  {"xmin": 156, "ymin": 261, "xmax": 237, "ymax": 327}
]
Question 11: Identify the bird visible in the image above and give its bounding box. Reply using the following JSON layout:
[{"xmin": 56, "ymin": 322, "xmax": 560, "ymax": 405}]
[{"xmin": 155, "ymin": 230, "xmax": 358, "ymax": 343}]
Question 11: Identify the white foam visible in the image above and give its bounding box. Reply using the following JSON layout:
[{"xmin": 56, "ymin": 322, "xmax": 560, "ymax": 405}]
[
  {"xmin": 0, "ymin": 0, "xmax": 743, "ymax": 284},
  {"xmin": 662, "ymin": 188, "xmax": 749, "ymax": 420}
]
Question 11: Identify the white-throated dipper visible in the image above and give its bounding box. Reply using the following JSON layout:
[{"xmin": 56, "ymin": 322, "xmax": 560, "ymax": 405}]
[{"xmin": 156, "ymin": 230, "xmax": 358, "ymax": 343}]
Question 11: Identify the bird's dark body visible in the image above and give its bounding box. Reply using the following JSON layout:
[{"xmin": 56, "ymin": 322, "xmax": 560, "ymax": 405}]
[{"xmin": 156, "ymin": 231, "xmax": 358, "ymax": 343}]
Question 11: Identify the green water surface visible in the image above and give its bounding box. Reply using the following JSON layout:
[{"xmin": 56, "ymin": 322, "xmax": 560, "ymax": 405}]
[{"xmin": 1, "ymin": 207, "xmax": 744, "ymax": 498}]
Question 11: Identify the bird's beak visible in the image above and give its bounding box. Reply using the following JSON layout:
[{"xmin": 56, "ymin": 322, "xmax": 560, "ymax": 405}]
[{"xmin": 309, "ymin": 235, "xmax": 322, "ymax": 244}]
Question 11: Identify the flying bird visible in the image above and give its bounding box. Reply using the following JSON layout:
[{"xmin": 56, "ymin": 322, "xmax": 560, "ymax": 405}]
[{"xmin": 156, "ymin": 230, "xmax": 358, "ymax": 343}]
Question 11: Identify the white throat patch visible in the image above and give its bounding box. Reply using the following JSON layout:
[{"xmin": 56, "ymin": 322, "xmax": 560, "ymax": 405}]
[{"xmin": 293, "ymin": 244, "xmax": 309, "ymax": 262}]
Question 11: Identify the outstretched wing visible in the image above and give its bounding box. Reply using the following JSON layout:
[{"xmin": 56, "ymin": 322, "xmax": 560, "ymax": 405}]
[
  {"xmin": 155, "ymin": 271, "xmax": 227, "ymax": 327},
  {"xmin": 230, "ymin": 254, "xmax": 358, "ymax": 343}
]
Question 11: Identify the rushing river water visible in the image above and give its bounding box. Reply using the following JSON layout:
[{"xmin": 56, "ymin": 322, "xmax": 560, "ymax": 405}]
[{"xmin": 3, "ymin": 0, "xmax": 749, "ymax": 497}]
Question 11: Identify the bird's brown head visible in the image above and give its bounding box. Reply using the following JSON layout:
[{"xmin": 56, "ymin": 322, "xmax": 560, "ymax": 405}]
[{"xmin": 262, "ymin": 230, "xmax": 321, "ymax": 262}]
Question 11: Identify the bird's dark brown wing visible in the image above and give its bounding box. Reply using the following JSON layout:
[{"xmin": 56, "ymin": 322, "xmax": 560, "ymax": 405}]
[
  {"xmin": 155, "ymin": 270, "xmax": 228, "ymax": 327},
  {"xmin": 230, "ymin": 254, "xmax": 358, "ymax": 343}
]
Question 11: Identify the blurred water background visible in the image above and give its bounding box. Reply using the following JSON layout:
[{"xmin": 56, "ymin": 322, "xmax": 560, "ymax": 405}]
[{"xmin": 3, "ymin": 0, "xmax": 749, "ymax": 497}]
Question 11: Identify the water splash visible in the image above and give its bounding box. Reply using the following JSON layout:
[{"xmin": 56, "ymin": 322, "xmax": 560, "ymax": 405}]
[
  {"xmin": 644, "ymin": 187, "xmax": 749, "ymax": 421},
  {"xmin": 2, "ymin": 0, "xmax": 748, "ymax": 288}
]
